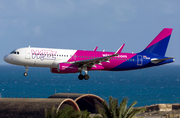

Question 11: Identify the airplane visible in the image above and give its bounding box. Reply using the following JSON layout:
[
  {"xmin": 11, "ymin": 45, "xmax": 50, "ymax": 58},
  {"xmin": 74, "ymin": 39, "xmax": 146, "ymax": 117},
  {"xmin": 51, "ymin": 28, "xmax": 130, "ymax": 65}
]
[{"xmin": 4, "ymin": 28, "xmax": 175, "ymax": 80}]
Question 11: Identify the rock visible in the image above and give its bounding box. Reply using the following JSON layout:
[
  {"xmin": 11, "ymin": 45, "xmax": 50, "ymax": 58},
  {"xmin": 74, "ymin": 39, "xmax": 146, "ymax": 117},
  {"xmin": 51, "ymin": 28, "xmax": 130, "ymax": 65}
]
[{"xmin": 159, "ymin": 104, "xmax": 172, "ymax": 111}]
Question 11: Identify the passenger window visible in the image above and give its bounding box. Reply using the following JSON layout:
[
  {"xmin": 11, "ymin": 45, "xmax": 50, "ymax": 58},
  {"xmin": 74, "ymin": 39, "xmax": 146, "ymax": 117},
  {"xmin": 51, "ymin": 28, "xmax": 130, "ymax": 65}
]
[
  {"xmin": 17, "ymin": 52, "xmax": 19, "ymax": 54},
  {"xmin": 14, "ymin": 52, "xmax": 16, "ymax": 54}
]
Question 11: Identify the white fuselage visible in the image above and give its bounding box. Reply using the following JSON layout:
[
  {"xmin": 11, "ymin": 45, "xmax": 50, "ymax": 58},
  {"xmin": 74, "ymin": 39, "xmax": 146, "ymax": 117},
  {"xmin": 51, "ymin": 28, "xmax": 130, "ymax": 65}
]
[{"xmin": 4, "ymin": 47, "xmax": 77, "ymax": 68}]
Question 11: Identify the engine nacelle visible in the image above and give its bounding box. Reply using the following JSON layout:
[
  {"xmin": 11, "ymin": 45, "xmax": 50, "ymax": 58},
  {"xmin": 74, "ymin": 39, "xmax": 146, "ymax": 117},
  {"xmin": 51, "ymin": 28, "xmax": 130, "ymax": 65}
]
[{"xmin": 51, "ymin": 63, "xmax": 79, "ymax": 74}]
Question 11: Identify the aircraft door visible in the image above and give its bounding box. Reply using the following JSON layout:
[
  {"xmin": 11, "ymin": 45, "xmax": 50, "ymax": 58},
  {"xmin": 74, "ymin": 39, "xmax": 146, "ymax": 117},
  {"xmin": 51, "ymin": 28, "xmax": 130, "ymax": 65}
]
[
  {"xmin": 25, "ymin": 49, "xmax": 31, "ymax": 59},
  {"xmin": 137, "ymin": 55, "xmax": 142, "ymax": 66}
]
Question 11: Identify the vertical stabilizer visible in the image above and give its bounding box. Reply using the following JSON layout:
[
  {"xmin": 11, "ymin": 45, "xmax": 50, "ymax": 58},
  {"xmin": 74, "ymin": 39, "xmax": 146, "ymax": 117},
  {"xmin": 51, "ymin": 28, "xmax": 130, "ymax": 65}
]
[{"xmin": 141, "ymin": 28, "xmax": 173, "ymax": 56}]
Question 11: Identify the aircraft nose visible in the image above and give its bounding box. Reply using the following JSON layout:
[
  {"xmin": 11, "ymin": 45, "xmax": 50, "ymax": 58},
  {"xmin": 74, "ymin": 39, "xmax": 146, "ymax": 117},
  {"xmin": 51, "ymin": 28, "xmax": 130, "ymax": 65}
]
[{"xmin": 4, "ymin": 55, "xmax": 10, "ymax": 63}]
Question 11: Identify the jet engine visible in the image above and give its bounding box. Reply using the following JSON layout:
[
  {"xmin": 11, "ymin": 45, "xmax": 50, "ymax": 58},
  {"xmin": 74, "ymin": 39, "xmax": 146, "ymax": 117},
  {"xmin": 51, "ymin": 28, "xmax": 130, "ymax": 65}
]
[{"xmin": 51, "ymin": 63, "xmax": 79, "ymax": 74}]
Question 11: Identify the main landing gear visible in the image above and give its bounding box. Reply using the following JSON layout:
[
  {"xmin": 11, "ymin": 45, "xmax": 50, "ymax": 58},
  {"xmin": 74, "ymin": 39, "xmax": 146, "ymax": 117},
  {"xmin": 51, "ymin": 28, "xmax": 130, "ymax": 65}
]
[
  {"xmin": 78, "ymin": 67, "xmax": 90, "ymax": 80},
  {"xmin": 78, "ymin": 74, "xmax": 90, "ymax": 80},
  {"xmin": 23, "ymin": 66, "xmax": 28, "ymax": 76}
]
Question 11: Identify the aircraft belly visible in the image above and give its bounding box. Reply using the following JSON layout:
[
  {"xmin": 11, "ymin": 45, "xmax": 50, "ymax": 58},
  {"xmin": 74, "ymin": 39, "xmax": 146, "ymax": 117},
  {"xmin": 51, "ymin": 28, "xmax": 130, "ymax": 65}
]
[
  {"xmin": 19, "ymin": 59, "xmax": 53, "ymax": 67},
  {"xmin": 110, "ymin": 59, "xmax": 151, "ymax": 71}
]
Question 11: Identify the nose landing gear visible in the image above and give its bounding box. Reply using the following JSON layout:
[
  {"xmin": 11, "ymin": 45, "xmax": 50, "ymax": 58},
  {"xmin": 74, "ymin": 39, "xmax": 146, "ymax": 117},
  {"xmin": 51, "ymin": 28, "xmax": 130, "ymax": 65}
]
[
  {"xmin": 23, "ymin": 72, "xmax": 28, "ymax": 76},
  {"xmin": 23, "ymin": 66, "xmax": 28, "ymax": 76}
]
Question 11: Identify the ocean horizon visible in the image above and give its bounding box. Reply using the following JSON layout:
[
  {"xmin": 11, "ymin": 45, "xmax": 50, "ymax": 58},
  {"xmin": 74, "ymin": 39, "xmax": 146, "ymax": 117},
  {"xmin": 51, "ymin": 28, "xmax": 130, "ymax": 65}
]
[{"xmin": 0, "ymin": 64, "xmax": 180, "ymax": 107}]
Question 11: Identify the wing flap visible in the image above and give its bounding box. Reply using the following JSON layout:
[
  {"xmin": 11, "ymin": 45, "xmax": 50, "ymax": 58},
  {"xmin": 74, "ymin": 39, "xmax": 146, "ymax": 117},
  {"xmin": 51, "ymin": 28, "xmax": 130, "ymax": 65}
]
[{"xmin": 70, "ymin": 53, "xmax": 118, "ymax": 65}]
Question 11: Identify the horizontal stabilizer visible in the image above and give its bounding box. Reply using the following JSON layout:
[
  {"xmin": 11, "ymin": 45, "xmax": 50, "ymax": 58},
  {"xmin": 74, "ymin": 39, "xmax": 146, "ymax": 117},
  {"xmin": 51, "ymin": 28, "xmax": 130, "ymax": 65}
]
[{"xmin": 151, "ymin": 57, "xmax": 174, "ymax": 64}]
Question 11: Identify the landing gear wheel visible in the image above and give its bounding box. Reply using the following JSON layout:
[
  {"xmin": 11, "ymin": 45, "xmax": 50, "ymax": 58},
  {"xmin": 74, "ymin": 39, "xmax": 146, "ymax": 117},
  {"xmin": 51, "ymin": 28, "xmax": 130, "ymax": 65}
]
[
  {"xmin": 78, "ymin": 74, "xmax": 84, "ymax": 80},
  {"xmin": 23, "ymin": 72, "xmax": 28, "ymax": 76},
  {"xmin": 84, "ymin": 74, "xmax": 90, "ymax": 80},
  {"xmin": 24, "ymin": 66, "xmax": 28, "ymax": 76}
]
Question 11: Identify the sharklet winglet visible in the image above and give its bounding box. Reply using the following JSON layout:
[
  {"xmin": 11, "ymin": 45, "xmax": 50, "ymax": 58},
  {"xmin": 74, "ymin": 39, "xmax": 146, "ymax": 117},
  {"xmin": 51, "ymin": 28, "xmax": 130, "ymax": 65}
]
[
  {"xmin": 93, "ymin": 46, "xmax": 98, "ymax": 51},
  {"xmin": 115, "ymin": 44, "xmax": 125, "ymax": 54}
]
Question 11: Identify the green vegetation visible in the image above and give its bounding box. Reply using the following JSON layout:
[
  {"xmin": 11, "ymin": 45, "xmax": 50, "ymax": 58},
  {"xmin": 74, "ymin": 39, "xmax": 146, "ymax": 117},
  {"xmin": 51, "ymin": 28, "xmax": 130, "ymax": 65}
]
[
  {"xmin": 45, "ymin": 106, "xmax": 79, "ymax": 118},
  {"xmin": 97, "ymin": 97, "xmax": 146, "ymax": 118},
  {"xmin": 45, "ymin": 97, "xmax": 145, "ymax": 118},
  {"xmin": 45, "ymin": 105, "xmax": 99, "ymax": 118}
]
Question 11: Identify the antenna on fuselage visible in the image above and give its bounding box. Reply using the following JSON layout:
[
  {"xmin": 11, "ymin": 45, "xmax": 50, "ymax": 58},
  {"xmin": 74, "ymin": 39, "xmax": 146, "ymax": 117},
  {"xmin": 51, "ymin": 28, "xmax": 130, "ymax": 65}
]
[{"xmin": 28, "ymin": 45, "xmax": 31, "ymax": 48}]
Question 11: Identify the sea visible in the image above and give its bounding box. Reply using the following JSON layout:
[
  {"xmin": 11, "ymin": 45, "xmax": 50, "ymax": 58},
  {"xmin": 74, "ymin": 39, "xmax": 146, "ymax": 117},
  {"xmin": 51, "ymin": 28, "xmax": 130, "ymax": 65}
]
[{"xmin": 0, "ymin": 64, "xmax": 180, "ymax": 107}]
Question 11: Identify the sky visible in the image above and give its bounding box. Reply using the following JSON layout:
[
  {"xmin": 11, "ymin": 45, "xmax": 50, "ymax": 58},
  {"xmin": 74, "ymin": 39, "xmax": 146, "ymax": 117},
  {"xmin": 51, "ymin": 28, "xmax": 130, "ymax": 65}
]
[{"xmin": 1, "ymin": 0, "xmax": 180, "ymax": 65}]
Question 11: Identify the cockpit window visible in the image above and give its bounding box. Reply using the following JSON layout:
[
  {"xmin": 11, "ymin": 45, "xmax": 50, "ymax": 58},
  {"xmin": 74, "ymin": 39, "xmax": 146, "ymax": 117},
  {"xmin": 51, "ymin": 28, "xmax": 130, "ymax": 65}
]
[
  {"xmin": 10, "ymin": 51, "xmax": 15, "ymax": 54},
  {"xmin": 10, "ymin": 51, "xmax": 19, "ymax": 55}
]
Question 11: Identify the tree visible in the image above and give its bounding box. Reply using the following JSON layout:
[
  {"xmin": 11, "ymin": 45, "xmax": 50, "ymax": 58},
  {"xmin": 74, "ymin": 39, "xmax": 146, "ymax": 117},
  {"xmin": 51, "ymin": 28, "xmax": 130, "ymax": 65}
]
[
  {"xmin": 97, "ymin": 97, "xmax": 146, "ymax": 118},
  {"xmin": 45, "ymin": 105, "xmax": 99, "ymax": 118},
  {"xmin": 45, "ymin": 105, "xmax": 79, "ymax": 118},
  {"xmin": 78, "ymin": 110, "xmax": 91, "ymax": 118}
]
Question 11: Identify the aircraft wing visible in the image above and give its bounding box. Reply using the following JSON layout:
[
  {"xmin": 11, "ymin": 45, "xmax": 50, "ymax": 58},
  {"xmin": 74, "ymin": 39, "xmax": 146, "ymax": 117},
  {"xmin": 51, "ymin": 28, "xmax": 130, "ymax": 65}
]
[
  {"xmin": 151, "ymin": 57, "xmax": 174, "ymax": 64},
  {"xmin": 68, "ymin": 44, "xmax": 125, "ymax": 67},
  {"xmin": 70, "ymin": 53, "xmax": 118, "ymax": 67}
]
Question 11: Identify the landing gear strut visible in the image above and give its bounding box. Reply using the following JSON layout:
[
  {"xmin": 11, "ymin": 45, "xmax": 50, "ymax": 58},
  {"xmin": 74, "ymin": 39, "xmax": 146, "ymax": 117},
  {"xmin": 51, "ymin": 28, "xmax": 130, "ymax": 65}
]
[{"xmin": 23, "ymin": 66, "xmax": 28, "ymax": 76}]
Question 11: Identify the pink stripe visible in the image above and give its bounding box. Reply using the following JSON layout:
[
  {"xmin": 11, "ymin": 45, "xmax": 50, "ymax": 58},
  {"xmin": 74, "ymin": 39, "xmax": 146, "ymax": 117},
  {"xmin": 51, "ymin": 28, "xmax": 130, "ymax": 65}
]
[
  {"xmin": 68, "ymin": 51, "xmax": 136, "ymax": 70},
  {"xmin": 145, "ymin": 28, "xmax": 173, "ymax": 49}
]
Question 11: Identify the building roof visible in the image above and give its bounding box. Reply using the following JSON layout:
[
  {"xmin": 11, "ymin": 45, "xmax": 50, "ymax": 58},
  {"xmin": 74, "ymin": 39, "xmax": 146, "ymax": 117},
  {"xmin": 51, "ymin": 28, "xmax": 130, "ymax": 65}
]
[
  {"xmin": 0, "ymin": 93, "xmax": 104, "ymax": 118},
  {"xmin": 48, "ymin": 93, "xmax": 104, "ymax": 113}
]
